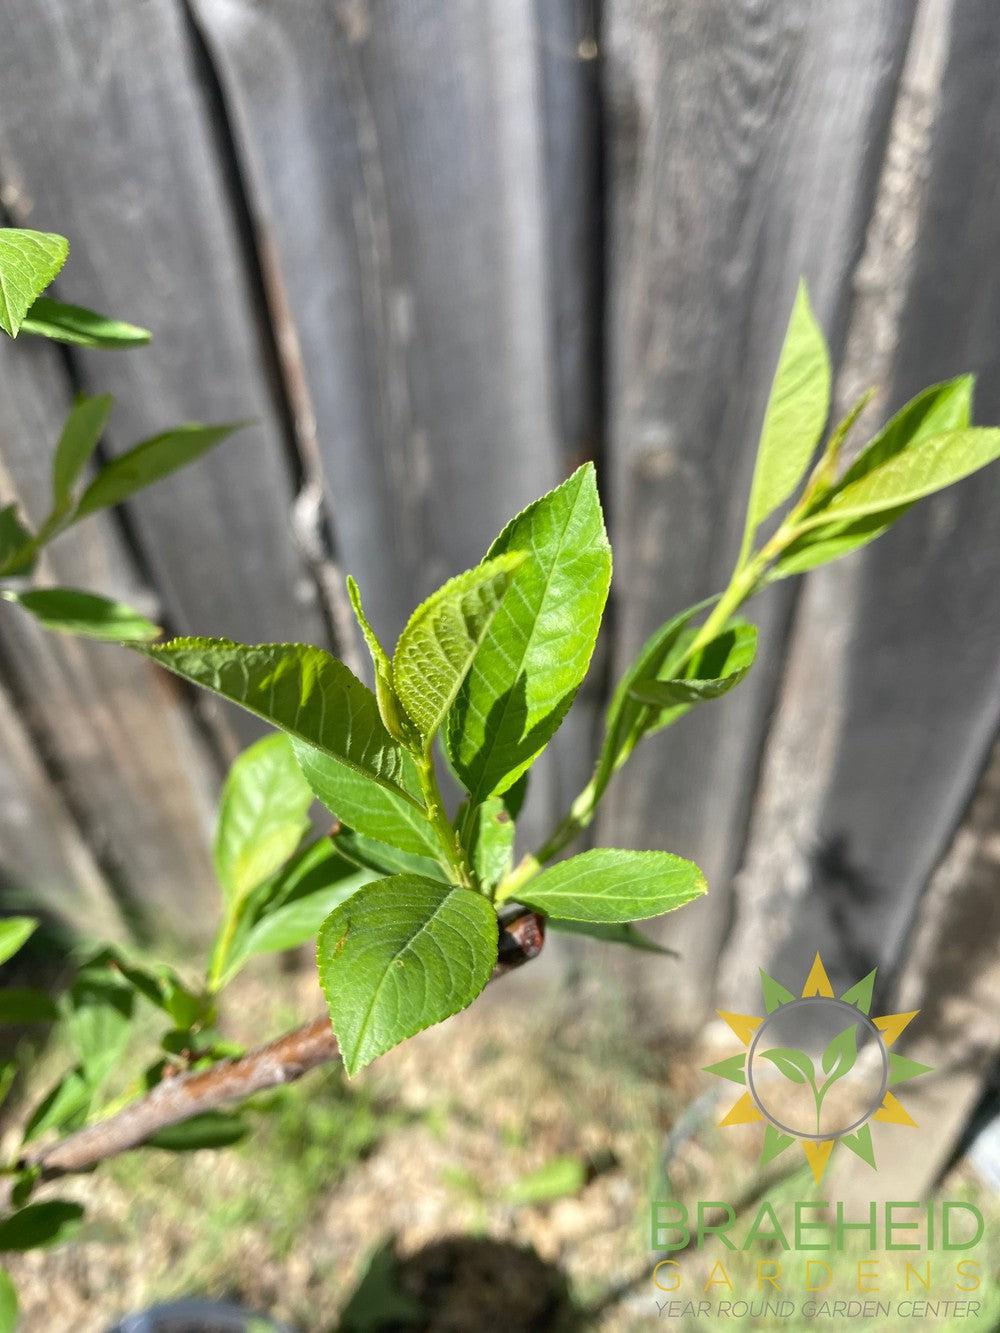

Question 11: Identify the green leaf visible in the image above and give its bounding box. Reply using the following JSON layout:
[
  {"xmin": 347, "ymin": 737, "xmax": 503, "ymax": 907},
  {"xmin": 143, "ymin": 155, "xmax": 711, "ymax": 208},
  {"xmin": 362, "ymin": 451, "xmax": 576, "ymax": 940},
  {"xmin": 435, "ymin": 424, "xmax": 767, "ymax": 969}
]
[
  {"xmin": 214, "ymin": 734, "xmax": 313, "ymax": 907},
  {"xmin": 817, "ymin": 427, "xmax": 1000, "ymax": 522},
  {"xmin": 820, "ymin": 1024, "xmax": 858, "ymax": 1084},
  {"xmin": 0, "ymin": 229, "xmax": 69, "ymax": 337},
  {"xmin": 148, "ymin": 1111, "xmax": 248, "ymax": 1151},
  {"xmin": 393, "ymin": 553, "xmax": 526, "ymax": 744},
  {"xmin": 218, "ymin": 840, "xmax": 374, "ymax": 982},
  {"xmin": 347, "ymin": 575, "xmax": 412, "ymax": 744},
  {"xmin": 0, "ymin": 990, "xmax": 58, "ymax": 1024},
  {"xmin": 771, "ymin": 377, "xmax": 974, "ymax": 579},
  {"xmin": 75, "ymin": 421, "xmax": 245, "ymax": 517},
  {"xmin": 64, "ymin": 968, "xmax": 134, "ymax": 1090},
  {"xmin": 840, "ymin": 376, "xmax": 974, "ymax": 492},
  {"xmin": 292, "ymin": 739, "xmax": 441, "ymax": 858},
  {"xmin": 759, "ymin": 1047, "xmax": 815, "ymax": 1086},
  {"xmin": 317, "ymin": 875, "xmax": 498, "ymax": 1075},
  {"xmin": 504, "ymin": 848, "xmax": 706, "ymax": 922},
  {"xmin": 330, "ymin": 824, "xmax": 446, "ymax": 882},
  {"xmin": 447, "ymin": 464, "xmax": 611, "ymax": 800},
  {"xmin": 2, "ymin": 588, "xmax": 161, "ymax": 641},
  {"xmin": 0, "ymin": 1201, "xmax": 83, "ymax": 1252},
  {"xmin": 0, "ymin": 1267, "xmax": 17, "ymax": 1333},
  {"xmin": 628, "ymin": 621, "xmax": 757, "ymax": 708},
  {"xmin": 231, "ymin": 874, "xmax": 369, "ymax": 969},
  {"xmin": 0, "ymin": 504, "xmax": 35, "ymax": 576},
  {"xmin": 744, "ymin": 281, "xmax": 830, "ymax": 537},
  {"xmin": 0, "ymin": 917, "xmax": 37, "ymax": 966},
  {"xmin": 137, "ymin": 640, "xmax": 427, "ymax": 852},
  {"xmin": 593, "ymin": 598, "xmax": 714, "ymax": 800},
  {"xmin": 51, "ymin": 393, "xmax": 114, "ymax": 508},
  {"xmin": 465, "ymin": 797, "xmax": 516, "ymax": 891},
  {"xmin": 504, "ymin": 1155, "xmax": 587, "ymax": 1206},
  {"xmin": 548, "ymin": 918, "xmax": 677, "ymax": 955},
  {"xmin": 22, "ymin": 1068, "xmax": 91, "ymax": 1143},
  {"xmin": 21, "ymin": 295, "xmax": 150, "ymax": 348}
]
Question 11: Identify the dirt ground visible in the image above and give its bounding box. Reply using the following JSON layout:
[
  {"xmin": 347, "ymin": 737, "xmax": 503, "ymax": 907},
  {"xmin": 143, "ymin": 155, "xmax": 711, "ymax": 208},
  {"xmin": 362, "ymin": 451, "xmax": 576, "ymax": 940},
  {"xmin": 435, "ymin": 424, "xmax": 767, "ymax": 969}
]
[{"xmin": 4, "ymin": 955, "xmax": 998, "ymax": 1332}]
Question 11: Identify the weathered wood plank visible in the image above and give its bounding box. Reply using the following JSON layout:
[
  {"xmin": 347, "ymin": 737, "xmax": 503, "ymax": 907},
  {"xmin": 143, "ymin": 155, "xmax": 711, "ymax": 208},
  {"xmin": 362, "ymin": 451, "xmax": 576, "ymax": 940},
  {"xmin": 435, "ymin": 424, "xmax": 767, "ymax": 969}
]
[
  {"xmin": 722, "ymin": 0, "xmax": 1000, "ymax": 1005},
  {"xmin": 0, "ymin": 671, "xmax": 123, "ymax": 942},
  {"xmin": 599, "ymin": 0, "xmax": 914, "ymax": 1027},
  {"xmin": 190, "ymin": 0, "xmax": 580, "ymax": 847},
  {"xmin": 829, "ymin": 730, "xmax": 1000, "ymax": 1201},
  {"xmin": 0, "ymin": 0, "xmax": 328, "ymax": 749},
  {"xmin": 0, "ymin": 334, "xmax": 221, "ymax": 935}
]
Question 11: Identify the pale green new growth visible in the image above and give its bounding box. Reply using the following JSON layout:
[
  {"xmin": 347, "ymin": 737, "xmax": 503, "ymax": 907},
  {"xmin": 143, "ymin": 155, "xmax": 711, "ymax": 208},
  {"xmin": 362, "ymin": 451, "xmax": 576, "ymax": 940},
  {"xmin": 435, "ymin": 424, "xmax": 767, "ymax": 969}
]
[
  {"xmin": 447, "ymin": 463, "xmax": 611, "ymax": 802},
  {"xmin": 741, "ymin": 280, "xmax": 830, "ymax": 558},
  {"xmin": 394, "ymin": 552, "xmax": 527, "ymax": 745}
]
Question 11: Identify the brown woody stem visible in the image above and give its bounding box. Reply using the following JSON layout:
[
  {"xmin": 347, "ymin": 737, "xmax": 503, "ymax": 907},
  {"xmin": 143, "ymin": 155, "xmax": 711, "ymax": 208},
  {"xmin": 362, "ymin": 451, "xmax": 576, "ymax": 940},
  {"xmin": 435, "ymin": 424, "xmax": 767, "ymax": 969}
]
[{"xmin": 17, "ymin": 910, "xmax": 544, "ymax": 1184}]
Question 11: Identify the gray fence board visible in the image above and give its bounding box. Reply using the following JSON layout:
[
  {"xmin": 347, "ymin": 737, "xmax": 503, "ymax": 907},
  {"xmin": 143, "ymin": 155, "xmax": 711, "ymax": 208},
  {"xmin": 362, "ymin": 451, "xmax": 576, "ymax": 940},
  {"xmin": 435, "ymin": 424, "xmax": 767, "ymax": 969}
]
[
  {"xmin": 0, "ymin": 336, "xmax": 220, "ymax": 935},
  {"xmin": 598, "ymin": 0, "xmax": 914, "ymax": 1025},
  {"xmin": 0, "ymin": 671, "xmax": 122, "ymax": 941},
  {"xmin": 191, "ymin": 0, "xmax": 588, "ymax": 844},
  {"xmin": 725, "ymin": 0, "xmax": 1000, "ymax": 1005},
  {"xmin": 0, "ymin": 0, "xmax": 327, "ymax": 750}
]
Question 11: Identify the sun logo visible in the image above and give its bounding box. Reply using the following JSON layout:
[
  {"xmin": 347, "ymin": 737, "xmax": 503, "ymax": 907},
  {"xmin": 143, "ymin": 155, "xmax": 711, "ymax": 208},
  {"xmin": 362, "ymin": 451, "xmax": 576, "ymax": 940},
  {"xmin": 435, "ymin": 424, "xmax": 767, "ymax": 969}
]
[{"xmin": 705, "ymin": 953, "xmax": 932, "ymax": 1184}]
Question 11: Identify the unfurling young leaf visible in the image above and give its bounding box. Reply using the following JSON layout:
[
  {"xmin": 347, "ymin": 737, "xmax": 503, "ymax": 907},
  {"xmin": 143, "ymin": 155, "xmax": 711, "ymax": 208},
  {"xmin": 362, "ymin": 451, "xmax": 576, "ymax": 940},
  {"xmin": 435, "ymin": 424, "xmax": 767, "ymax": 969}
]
[
  {"xmin": 447, "ymin": 463, "xmax": 612, "ymax": 801},
  {"xmin": 21, "ymin": 296, "xmax": 150, "ymax": 348},
  {"xmin": 317, "ymin": 875, "xmax": 498, "ymax": 1075},
  {"xmin": 0, "ymin": 229, "xmax": 69, "ymax": 337},
  {"xmin": 759, "ymin": 1047, "xmax": 816, "ymax": 1087},
  {"xmin": 393, "ymin": 552, "xmax": 526, "ymax": 745},
  {"xmin": 501, "ymin": 848, "xmax": 706, "ymax": 923},
  {"xmin": 742, "ymin": 281, "xmax": 830, "ymax": 546},
  {"xmin": 2, "ymin": 588, "xmax": 161, "ymax": 641},
  {"xmin": 347, "ymin": 574, "xmax": 412, "ymax": 745},
  {"xmin": 213, "ymin": 733, "xmax": 313, "ymax": 908}
]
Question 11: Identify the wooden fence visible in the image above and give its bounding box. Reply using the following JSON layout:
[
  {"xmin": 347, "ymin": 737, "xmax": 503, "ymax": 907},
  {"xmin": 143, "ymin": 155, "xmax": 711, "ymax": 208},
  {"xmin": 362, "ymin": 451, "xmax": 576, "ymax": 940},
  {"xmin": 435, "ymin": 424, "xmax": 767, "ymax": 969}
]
[{"xmin": 0, "ymin": 0, "xmax": 998, "ymax": 1190}]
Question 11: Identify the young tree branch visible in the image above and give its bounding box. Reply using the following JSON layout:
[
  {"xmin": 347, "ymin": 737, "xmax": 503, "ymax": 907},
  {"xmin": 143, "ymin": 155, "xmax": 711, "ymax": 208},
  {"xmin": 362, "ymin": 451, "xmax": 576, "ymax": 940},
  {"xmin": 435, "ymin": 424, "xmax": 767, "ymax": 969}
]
[{"xmin": 18, "ymin": 910, "xmax": 544, "ymax": 1185}]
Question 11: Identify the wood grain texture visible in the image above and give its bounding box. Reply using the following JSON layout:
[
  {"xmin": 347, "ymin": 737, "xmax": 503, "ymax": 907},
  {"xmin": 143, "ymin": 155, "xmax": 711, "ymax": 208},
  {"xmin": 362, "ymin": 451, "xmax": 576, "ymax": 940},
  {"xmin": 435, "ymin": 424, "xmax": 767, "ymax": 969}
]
[
  {"xmin": 0, "ymin": 670, "xmax": 122, "ymax": 941},
  {"xmin": 0, "ymin": 0, "xmax": 327, "ymax": 749},
  {"xmin": 723, "ymin": 1, "xmax": 1000, "ymax": 1007},
  {"xmin": 190, "ymin": 0, "xmax": 588, "ymax": 849},
  {"xmin": 828, "ymin": 728, "xmax": 1000, "ymax": 1202},
  {"xmin": 0, "ymin": 335, "xmax": 221, "ymax": 935},
  {"xmin": 598, "ymin": 0, "xmax": 914, "ymax": 1027}
]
